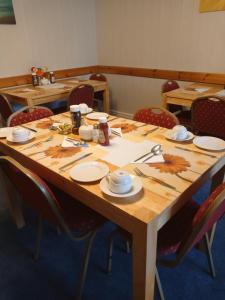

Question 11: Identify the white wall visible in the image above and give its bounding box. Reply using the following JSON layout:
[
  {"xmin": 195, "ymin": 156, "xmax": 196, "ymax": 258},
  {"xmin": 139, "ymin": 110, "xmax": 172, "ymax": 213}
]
[
  {"xmin": 96, "ymin": 0, "xmax": 225, "ymax": 115},
  {"xmin": 0, "ymin": 0, "xmax": 97, "ymax": 77}
]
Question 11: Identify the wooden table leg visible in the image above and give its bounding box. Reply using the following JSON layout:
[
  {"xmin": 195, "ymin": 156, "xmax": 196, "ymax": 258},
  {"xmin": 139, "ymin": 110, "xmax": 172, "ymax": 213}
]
[
  {"xmin": 132, "ymin": 220, "xmax": 158, "ymax": 300},
  {"xmin": 103, "ymin": 86, "xmax": 110, "ymax": 113}
]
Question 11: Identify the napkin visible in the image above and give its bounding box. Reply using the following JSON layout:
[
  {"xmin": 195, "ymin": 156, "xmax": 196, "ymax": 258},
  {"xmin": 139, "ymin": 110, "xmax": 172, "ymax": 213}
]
[
  {"xmin": 110, "ymin": 128, "xmax": 122, "ymax": 137},
  {"xmin": 22, "ymin": 88, "xmax": 36, "ymax": 92},
  {"xmin": 101, "ymin": 138, "xmax": 164, "ymax": 167},
  {"xmin": 216, "ymin": 89, "xmax": 225, "ymax": 97},
  {"xmin": 194, "ymin": 88, "xmax": 209, "ymax": 93},
  {"xmin": 61, "ymin": 137, "xmax": 88, "ymax": 148},
  {"xmin": 132, "ymin": 154, "xmax": 164, "ymax": 164}
]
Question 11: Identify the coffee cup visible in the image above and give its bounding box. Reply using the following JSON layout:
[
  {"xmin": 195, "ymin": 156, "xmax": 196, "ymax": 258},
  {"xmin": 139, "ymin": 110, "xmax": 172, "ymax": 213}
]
[
  {"xmin": 171, "ymin": 125, "xmax": 188, "ymax": 140},
  {"xmin": 79, "ymin": 103, "xmax": 89, "ymax": 114},
  {"xmin": 12, "ymin": 128, "xmax": 30, "ymax": 142},
  {"xmin": 107, "ymin": 170, "xmax": 132, "ymax": 194}
]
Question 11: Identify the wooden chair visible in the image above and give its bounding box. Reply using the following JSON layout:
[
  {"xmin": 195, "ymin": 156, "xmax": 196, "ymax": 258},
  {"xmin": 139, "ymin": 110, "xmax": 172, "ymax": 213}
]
[
  {"xmin": 0, "ymin": 94, "xmax": 14, "ymax": 126},
  {"xmin": 192, "ymin": 96, "xmax": 225, "ymax": 139},
  {"xmin": 107, "ymin": 183, "xmax": 225, "ymax": 300},
  {"xmin": 0, "ymin": 156, "xmax": 106, "ymax": 300},
  {"xmin": 7, "ymin": 106, "xmax": 53, "ymax": 127},
  {"xmin": 133, "ymin": 107, "xmax": 179, "ymax": 129},
  {"xmin": 89, "ymin": 73, "xmax": 107, "ymax": 111},
  {"xmin": 68, "ymin": 84, "xmax": 94, "ymax": 108}
]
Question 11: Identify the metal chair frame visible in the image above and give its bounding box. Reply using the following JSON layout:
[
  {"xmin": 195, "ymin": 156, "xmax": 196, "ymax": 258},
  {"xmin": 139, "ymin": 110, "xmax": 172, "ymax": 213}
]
[{"xmin": 0, "ymin": 156, "xmax": 103, "ymax": 300}]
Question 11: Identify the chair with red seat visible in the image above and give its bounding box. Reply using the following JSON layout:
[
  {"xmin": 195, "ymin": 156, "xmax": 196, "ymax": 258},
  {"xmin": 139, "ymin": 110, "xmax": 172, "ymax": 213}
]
[
  {"xmin": 107, "ymin": 183, "xmax": 225, "ymax": 300},
  {"xmin": 133, "ymin": 107, "xmax": 179, "ymax": 129},
  {"xmin": 0, "ymin": 156, "xmax": 106, "ymax": 300},
  {"xmin": 0, "ymin": 94, "xmax": 14, "ymax": 126},
  {"xmin": 68, "ymin": 84, "xmax": 94, "ymax": 108},
  {"xmin": 7, "ymin": 106, "xmax": 53, "ymax": 127},
  {"xmin": 89, "ymin": 73, "xmax": 107, "ymax": 111},
  {"xmin": 192, "ymin": 96, "xmax": 225, "ymax": 139}
]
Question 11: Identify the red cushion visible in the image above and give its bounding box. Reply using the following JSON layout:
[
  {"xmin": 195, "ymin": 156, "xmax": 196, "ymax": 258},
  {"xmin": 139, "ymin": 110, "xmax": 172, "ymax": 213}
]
[
  {"xmin": 157, "ymin": 200, "xmax": 199, "ymax": 256},
  {"xmin": 10, "ymin": 108, "xmax": 53, "ymax": 126}
]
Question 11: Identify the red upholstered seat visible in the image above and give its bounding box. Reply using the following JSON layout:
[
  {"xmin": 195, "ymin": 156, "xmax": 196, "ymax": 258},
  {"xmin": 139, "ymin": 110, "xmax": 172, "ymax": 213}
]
[
  {"xmin": 192, "ymin": 96, "xmax": 225, "ymax": 139},
  {"xmin": 0, "ymin": 156, "xmax": 106, "ymax": 299},
  {"xmin": 133, "ymin": 107, "xmax": 179, "ymax": 129},
  {"xmin": 7, "ymin": 106, "xmax": 53, "ymax": 127},
  {"xmin": 68, "ymin": 84, "xmax": 94, "ymax": 108}
]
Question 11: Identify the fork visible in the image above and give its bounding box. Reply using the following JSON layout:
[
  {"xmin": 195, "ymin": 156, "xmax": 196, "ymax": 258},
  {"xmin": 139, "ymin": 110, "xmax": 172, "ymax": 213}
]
[
  {"xmin": 134, "ymin": 167, "xmax": 178, "ymax": 192},
  {"xmin": 22, "ymin": 136, "xmax": 53, "ymax": 150}
]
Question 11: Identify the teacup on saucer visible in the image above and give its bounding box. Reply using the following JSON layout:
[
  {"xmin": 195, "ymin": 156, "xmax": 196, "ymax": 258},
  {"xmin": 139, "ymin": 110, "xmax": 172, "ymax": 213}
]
[
  {"xmin": 79, "ymin": 103, "xmax": 89, "ymax": 114},
  {"xmin": 12, "ymin": 128, "xmax": 30, "ymax": 142},
  {"xmin": 171, "ymin": 125, "xmax": 188, "ymax": 141},
  {"xmin": 107, "ymin": 170, "xmax": 132, "ymax": 194}
]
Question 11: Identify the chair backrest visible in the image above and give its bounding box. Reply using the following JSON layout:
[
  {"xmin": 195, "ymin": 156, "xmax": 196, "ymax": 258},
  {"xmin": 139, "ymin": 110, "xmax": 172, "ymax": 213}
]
[
  {"xmin": 68, "ymin": 84, "xmax": 94, "ymax": 107},
  {"xmin": 192, "ymin": 96, "xmax": 225, "ymax": 139},
  {"xmin": 0, "ymin": 94, "xmax": 13, "ymax": 124},
  {"xmin": 161, "ymin": 80, "xmax": 180, "ymax": 93},
  {"xmin": 7, "ymin": 106, "xmax": 53, "ymax": 127},
  {"xmin": 177, "ymin": 183, "xmax": 225, "ymax": 261},
  {"xmin": 89, "ymin": 73, "xmax": 107, "ymax": 82},
  {"xmin": 133, "ymin": 107, "xmax": 179, "ymax": 129},
  {"xmin": 0, "ymin": 156, "xmax": 71, "ymax": 234}
]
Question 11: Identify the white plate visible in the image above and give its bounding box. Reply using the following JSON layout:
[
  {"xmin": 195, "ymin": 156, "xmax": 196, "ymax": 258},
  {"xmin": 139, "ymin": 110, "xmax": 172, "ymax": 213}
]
[
  {"xmin": 69, "ymin": 161, "xmax": 109, "ymax": 182},
  {"xmin": 0, "ymin": 127, "xmax": 13, "ymax": 138},
  {"xmin": 81, "ymin": 107, "xmax": 93, "ymax": 115},
  {"xmin": 193, "ymin": 136, "xmax": 225, "ymax": 151},
  {"xmin": 86, "ymin": 112, "xmax": 109, "ymax": 120},
  {"xmin": 6, "ymin": 132, "xmax": 36, "ymax": 143},
  {"xmin": 165, "ymin": 131, "xmax": 194, "ymax": 142},
  {"xmin": 100, "ymin": 175, "xmax": 142, "ymax": 198}
]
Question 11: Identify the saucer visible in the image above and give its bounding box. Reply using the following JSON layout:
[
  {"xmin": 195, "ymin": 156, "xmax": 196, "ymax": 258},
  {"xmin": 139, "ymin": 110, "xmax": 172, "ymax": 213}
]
[
  {"xmin": 81, "ymin": 107, "xmax": 93, "ymax": 115},
  {"xmin": 100, "ymin": 175, "xmax": 142, "ymax": 198},
  {"xmin": 86, "ymin": 112, "xmax": 109, "ymax": 120},
  {"xmin": 6, "ymin": 132, "xmax": 35, "ymax": 143},
  {"xmin": 165, "ymin": 131, "xmax": 194, "ymax": 142},
  {"xmin": 70, "ymin": 161, "xmax": 109, "ymax": 182}
]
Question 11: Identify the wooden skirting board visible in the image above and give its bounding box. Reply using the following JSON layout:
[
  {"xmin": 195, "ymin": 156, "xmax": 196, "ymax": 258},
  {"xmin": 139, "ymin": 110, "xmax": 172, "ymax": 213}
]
[{"xmin": 1, "ymin": 64, "xmax": 225, "ymax": 89}]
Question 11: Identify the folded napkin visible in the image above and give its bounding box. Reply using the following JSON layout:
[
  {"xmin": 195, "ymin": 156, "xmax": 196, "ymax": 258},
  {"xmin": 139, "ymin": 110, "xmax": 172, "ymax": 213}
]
[
  {"xmin": 61, "ymin": 137, "xmax": 88, "ymax": 148},
  {"xmin": 22, "ymin": 88, "xmax": 36, "ymax": 92},
  {"xmin": 110, "ymin": 128, "xmax": 122, "ymax": 137},
  {"xmin": 132, "ymin": 154, "xmax": 164, "ymax": 164}
]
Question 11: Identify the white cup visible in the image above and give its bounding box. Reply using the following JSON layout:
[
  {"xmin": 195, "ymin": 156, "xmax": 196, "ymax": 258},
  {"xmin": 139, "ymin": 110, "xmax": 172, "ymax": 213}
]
[
  {"xmin": 107, "ymin": 170, "xmax": 132, "ymax": 194},
  {"xmin": 171, "ymin": 125, "xmax": 188, "ymax": 140},
  {"xmin": 79, "ymin": 103, "xmax": 89, "ymax": 114},
  {"xmin": 12, "ymin": 128, "xmax": 30, "ymax": 142}
]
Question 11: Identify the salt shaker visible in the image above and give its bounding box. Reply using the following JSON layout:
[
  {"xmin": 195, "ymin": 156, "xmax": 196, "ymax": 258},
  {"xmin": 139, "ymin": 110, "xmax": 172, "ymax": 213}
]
[{"xmin": 92, "ymin": 124, "xmax": 99, "ymax": 143}]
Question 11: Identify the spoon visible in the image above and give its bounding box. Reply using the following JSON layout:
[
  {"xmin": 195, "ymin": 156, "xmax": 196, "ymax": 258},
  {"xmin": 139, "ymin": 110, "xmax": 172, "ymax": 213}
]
[{"xmin": 142, "ymin": 144, "xmax": 162, "ymax": 163}]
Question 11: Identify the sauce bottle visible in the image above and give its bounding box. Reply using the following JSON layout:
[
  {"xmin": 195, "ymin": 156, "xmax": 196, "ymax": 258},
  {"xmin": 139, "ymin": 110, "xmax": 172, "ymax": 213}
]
[
  {"xmin": 70, "ymin": 105, "xmax": 81, "ymax": 134},
  {"xmin": 49, "ymin": 71, "xmax": 56, "ymax": 84},
  {"xmin": 31, "ymin": 73, "xmax": 38, "ymax": 86},
  {"xmin": 98, "ymin": 117, "xmax": 109, "ymax": 146}
]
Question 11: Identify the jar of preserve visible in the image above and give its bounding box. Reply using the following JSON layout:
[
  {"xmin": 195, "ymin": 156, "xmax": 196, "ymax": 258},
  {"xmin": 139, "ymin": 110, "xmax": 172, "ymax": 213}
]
[
  {"xmin": 31, "ymin": 73, "xmax": 38, "ymax": 86},
  {"xmin": 98, "ymin": 117, "xmax": 109, "ymax": 146},
  {"xmin": 70, "ymin": 105, "xmax": 81, "ymax": 134}
]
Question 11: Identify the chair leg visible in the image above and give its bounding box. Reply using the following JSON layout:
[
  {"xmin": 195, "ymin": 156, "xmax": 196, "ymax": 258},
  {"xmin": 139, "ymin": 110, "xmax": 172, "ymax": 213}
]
[
  {"xmin": 209, "ymin": 223, "xmax": 217, "ymax": 248},
  {"xmin": 34, "ymin": 215, "xmax": 43, "ymax": 261},
  {"xmin": 204, "ymin": 233, "xmax": 216, "ymax": 278},
  {"xmin": 106, "ymin": 229, "xmax": 123, "ymax": 273},
  {"xmin": 125, "ymin": 240, "xmax": 131, "ymax": 254},
  {"xmin": 76, "ymin": 230, "xmax": 98, "ymax": 300},
  {"xmin": 155, "ymin": 267, "xmax": 165, "ymax": 300}
]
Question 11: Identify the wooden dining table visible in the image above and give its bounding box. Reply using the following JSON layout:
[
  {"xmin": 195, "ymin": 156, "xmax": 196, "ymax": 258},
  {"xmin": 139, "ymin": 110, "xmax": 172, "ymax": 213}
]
[
  {"xmin": 0, "ymin": 113, "xmax": 224, "ymax": 300},
  {"xmin": 0, "ymin": 78, "xmax": 110, "ymax": 113},
  {"xmin": 162, "ymin": 83, "xmax": 224, "ymax": 109}
]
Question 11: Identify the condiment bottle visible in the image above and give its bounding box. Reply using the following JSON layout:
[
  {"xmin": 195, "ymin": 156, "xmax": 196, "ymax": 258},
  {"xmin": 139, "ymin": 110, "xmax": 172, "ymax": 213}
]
[
  {"xmin": 31, "ymin": 73, "xmax": 38, "ymax": 86},
  {"xmin": 70, "ymin": 105, "xmax": 81, "ymax": 134},
  {"xmin": 98, "ymin": 117, "xmax": 109, "ymax": 146},
  {"xmin": 92, "ymin": 124, "xmax": 99, "ymax": 143},
  {"xmin": 49, "ymin": 71, "xmax": 56, "ymax": 84}
]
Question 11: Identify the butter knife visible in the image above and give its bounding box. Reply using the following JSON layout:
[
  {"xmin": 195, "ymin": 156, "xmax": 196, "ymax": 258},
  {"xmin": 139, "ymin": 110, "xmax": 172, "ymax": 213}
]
[
  {"xmin": 134, "ymin": 151, "xmax": 153, "ymax": 162},
  {"xmin": 175, "ymin": 146, "xmax": 217, "ymax": 158},
  {"xmin": 59, "ymin": 152, "xmax": 93, "ymax": 171},
  {"xmin": 20, "ymin": 125, "xmax": 37, "ymax": 133}
]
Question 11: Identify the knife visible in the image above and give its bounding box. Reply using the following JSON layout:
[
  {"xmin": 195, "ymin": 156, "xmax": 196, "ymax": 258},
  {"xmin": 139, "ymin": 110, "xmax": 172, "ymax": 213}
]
[
  {"xmin": 134, "ymin": 151, "xmax": 153, "ymax": 162},
  {"xmin": 175, "ymin": 146, "xmax": 217, "ymax": 158},
  {"xmin": 20, "ymin": 125, "xmax": 37, "ymax": 133},
  {"xmin": 59, "ymin": 152, "xmax": 93, "ymax": 171}
]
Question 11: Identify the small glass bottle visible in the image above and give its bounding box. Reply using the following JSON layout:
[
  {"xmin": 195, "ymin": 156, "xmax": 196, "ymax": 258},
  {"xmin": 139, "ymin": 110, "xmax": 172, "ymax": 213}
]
[
  {"xmin": 49, "ymin": 71, "xmax": 56, "ymax": 84},
  {"xmin": 70, "ymin": 105, "xmax": 81, "ymax": 134},
  {"xmin": 31, "ymin": 73, "xmax": 38, "ymax": 86},
  {"xmin": 92, "ymin": 124, "xmax": 99, "ymax": 143},
  {"xmin": 98, "ymin": 117, "xmax": 109, "ymax": 146}
]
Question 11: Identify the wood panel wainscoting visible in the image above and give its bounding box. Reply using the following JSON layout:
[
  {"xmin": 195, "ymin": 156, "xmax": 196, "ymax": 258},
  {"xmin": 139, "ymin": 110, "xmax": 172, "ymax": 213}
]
[{"xmin": 1, "ymin": 65, "xmax": 225, "ymax": 89}]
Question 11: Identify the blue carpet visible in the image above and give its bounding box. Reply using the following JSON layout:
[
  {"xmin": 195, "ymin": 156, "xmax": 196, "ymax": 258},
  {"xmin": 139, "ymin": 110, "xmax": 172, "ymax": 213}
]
[{"xmin": 0, "ymin": 180, "xmax": 225, "ymax": 300}]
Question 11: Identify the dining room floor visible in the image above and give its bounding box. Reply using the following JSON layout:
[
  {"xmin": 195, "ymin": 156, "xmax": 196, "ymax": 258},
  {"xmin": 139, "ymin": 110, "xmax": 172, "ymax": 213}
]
[{"xmin": 0, "ymin": 180, "xmax": 225, "ymax": 300}]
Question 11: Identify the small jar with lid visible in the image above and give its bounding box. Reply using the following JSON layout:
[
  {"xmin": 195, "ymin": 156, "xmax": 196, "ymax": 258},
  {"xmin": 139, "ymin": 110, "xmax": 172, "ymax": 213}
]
[
  {"xmin": 70, "ymin": 105, "xmax": 81, "ymax": 134},
  {"xmin": 98, "ymin": 117, "xmax": 109, "ymax": 146},
  {"xmin": 32, "ymin": 73, "xmax": 39, "ymax": 86}
]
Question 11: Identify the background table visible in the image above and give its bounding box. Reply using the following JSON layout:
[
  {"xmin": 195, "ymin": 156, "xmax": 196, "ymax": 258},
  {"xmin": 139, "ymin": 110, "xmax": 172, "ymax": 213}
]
[
  {"xmin": 0, "ymin": 113, "xmax": 224, "ymax": 300},
  {"xmin": 1, "ymin": 79, "xmax": 110, "ymax": 113}
]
